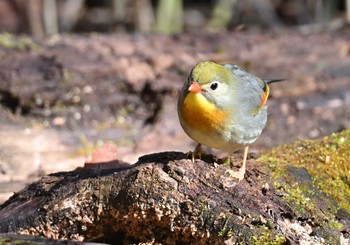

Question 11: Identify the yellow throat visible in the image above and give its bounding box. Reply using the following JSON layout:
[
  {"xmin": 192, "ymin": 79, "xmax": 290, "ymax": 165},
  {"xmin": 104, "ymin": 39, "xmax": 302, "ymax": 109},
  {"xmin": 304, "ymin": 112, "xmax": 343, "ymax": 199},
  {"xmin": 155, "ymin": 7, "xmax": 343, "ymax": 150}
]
[{"xmin": 181, "ymin": 92, "xmax": 228, "ymax": 133}]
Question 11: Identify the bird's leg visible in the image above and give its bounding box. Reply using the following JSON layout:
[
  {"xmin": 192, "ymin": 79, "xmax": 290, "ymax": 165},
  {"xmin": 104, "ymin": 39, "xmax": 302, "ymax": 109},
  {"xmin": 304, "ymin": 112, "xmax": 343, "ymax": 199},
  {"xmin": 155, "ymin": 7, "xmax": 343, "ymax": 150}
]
[
  {"xmin": 190, "ymin": 143, "xmax": 203, "ymax": 162},
  {"xmin": 225, "ymin": 145, "xmax": 249, "ymax": 181}
]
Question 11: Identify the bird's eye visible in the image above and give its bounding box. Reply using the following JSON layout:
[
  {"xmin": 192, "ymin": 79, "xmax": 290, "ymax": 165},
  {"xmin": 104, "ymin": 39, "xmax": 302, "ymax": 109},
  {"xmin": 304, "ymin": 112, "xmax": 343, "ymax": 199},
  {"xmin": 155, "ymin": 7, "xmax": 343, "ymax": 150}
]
[{"xmin": 210, "ymin": 82, "xmax": 218, "ymax": 90}]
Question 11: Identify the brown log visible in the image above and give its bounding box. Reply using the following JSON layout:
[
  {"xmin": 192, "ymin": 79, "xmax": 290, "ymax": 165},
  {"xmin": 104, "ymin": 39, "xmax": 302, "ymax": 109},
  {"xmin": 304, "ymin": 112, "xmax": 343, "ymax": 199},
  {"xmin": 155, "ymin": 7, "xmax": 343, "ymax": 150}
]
[{"xmin": 0, "ymin": 151, "xmax": 347, "ymax": 244}]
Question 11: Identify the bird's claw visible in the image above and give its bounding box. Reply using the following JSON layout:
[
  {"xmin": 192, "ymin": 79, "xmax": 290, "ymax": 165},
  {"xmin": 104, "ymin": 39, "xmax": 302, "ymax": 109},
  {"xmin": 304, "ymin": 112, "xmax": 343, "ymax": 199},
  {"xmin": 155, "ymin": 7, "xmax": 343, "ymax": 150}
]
[
  {"xmin": 225, "ymin": 168, "xmax": 246, "ymax": 182},
  {"xmin": 187, "ymin": 144, "xmax": 203, "ymax": 162},
  {"xmin": 225, "ymin": 145, "xmax": 249, "ymax": 181}
]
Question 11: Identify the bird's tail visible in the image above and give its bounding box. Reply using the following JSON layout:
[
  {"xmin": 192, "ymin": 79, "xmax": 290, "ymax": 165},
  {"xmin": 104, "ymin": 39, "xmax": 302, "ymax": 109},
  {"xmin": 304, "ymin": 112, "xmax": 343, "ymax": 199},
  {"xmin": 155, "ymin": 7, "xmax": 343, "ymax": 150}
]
[{"xmin": 264, "ymin": 79, "xmax": 287, "ymax": 84}]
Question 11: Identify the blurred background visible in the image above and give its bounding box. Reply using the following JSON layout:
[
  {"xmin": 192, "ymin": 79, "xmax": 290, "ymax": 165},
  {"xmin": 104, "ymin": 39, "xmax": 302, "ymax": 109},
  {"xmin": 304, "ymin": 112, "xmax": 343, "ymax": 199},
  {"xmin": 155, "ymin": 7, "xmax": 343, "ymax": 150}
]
[
  {"xmin": 0, "ymin": 0, "xmax": 349, "ymax": 36},
  {"xmin": 1, "ymin": 0, "xmax": 350, "ymax": 204}
]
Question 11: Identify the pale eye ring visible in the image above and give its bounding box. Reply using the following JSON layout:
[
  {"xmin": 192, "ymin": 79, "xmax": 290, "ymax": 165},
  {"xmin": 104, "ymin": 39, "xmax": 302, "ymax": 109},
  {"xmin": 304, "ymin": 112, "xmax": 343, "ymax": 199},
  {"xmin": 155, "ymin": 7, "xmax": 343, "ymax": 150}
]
[{"xmin": 210, "ymin": 82, "xmax": 218, "ymax": 90}]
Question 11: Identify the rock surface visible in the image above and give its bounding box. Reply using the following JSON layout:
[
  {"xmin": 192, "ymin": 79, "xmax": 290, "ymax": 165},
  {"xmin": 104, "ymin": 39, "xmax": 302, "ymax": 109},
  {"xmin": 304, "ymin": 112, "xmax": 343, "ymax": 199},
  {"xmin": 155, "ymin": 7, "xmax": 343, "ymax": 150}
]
[{"xmin": 0, "ymin": 130, "xmax": 349, "ymax": 244}]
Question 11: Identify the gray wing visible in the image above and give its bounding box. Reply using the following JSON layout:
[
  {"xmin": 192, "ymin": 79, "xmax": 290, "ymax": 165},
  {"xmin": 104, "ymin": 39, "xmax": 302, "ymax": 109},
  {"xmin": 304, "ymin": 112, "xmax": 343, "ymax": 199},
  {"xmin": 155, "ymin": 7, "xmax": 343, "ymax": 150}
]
[
  {"xmin": 222, "ymin": 64, "xmax": 267, "ymax": 144},
  {"xmin": 222, "ymin": 64, "xmax": 265, "ymax": 113}
]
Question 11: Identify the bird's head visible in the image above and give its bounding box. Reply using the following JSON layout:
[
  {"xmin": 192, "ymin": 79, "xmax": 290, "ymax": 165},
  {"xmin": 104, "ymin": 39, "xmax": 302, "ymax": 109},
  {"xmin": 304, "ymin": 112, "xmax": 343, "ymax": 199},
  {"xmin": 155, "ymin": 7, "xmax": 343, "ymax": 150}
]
[{"xmin": 185, "ymin": 61, "xmax": 232, "ymax": 108}]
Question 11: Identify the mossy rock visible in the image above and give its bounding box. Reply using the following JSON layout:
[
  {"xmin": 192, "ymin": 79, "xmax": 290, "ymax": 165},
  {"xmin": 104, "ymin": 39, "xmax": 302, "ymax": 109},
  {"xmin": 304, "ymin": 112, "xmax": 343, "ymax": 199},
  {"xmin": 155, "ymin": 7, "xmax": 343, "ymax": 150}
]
[
  {"xmin": 0, "ymin": 130, "xmax": 349, "ymax": 244},
  {"xmin": 259, "ymin": 129, "xmax": 350, "ymax": 243}
]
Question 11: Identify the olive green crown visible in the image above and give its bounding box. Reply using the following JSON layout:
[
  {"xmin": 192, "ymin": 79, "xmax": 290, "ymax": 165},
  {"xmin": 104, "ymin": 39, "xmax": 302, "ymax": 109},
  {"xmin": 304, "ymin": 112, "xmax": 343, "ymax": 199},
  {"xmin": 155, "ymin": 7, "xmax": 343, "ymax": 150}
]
[{"xmin": 190, "ymin": 61, "xmax": 230, "ymax": 85}]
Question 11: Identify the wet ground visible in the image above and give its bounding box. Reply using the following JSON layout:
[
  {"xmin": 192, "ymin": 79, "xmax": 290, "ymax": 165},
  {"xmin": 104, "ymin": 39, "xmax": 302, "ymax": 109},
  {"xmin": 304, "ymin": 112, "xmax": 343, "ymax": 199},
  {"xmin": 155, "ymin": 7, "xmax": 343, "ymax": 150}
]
[{"xmin": 0, "ymin": 29, "xmax": 350, "ymax": 203}]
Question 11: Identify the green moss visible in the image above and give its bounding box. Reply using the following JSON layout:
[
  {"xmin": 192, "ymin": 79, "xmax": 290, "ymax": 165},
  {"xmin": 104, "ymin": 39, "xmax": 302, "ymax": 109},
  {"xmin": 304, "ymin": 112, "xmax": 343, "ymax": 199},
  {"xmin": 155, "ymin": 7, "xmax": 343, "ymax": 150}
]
[
  {"xmin": 274, "ymin": 181, "xmax": 317, "ymax": 216},
  {"xmin": 0, "ymin": 237, "xmax": 41, "ymax": 245},
  {"xmin": 222, "ymin": 157, "xmax": 231, "ymax": 166},
  {"xmin": 0, "ymin": 32, "xmax": 40, "ymax": 51},
  {"xmin": 251, "ymin": 231, "xmax": 286, "ymax": 245},
  {"xmin": 260, "ymin": 130, "xmax": 350, "ymax": 214},
  {"xmin": 217, "ymin": 214, "xmax": 230, "ymax": 237},
  {"xmin": 329, "ymin": 220, "xmax": 343, "ymax": 230},
  {"xmin": 259, "ymin": 129, "xmax": 350, "ymax": 241}
]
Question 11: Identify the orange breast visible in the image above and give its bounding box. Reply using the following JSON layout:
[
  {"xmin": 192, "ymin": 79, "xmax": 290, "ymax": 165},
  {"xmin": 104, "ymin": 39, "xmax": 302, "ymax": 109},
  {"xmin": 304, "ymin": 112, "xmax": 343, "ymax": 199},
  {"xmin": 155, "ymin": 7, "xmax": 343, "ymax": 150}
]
[{"xmin": 181, "ymin": 92, "xmax": 228, "ymax": 133}]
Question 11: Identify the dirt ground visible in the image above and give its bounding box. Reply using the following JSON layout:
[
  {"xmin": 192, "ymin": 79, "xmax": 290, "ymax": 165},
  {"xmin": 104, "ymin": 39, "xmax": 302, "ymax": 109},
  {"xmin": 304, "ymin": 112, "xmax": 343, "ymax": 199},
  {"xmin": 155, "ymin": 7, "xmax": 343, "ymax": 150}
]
[{"xmin": 0, "ymin": 29, "xmax": 350, "ymax": 204}]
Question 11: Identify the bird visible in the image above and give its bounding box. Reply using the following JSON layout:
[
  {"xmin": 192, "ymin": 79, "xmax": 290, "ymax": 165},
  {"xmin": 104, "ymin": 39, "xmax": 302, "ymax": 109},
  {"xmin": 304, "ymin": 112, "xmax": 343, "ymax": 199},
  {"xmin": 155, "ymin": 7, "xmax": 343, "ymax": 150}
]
[{"xmin": 177, "ymin": 61, "xmax": 284, "ymax": 181}]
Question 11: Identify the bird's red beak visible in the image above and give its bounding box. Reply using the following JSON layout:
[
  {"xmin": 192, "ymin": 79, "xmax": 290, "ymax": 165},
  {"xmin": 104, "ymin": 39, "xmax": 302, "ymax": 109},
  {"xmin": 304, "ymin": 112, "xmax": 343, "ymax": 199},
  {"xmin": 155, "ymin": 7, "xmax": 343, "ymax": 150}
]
[{"xmin": 188, "ymin": 82, "xmax": 202, "ymax": 93}]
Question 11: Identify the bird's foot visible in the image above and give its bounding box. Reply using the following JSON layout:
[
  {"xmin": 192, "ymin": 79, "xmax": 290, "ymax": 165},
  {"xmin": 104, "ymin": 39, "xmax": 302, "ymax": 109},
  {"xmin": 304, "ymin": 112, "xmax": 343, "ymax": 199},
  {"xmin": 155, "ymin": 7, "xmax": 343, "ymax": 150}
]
[
  {"xmin": 187, "ymin": 144, "xmax": 203, "ymax": 162},
  {"xmin": 225, "ymin": 145, "xmax": 249, "ymax": 181},
  {"xmin": 225, "ymin": 167, "xmax": 246, "ymax": 182}
]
